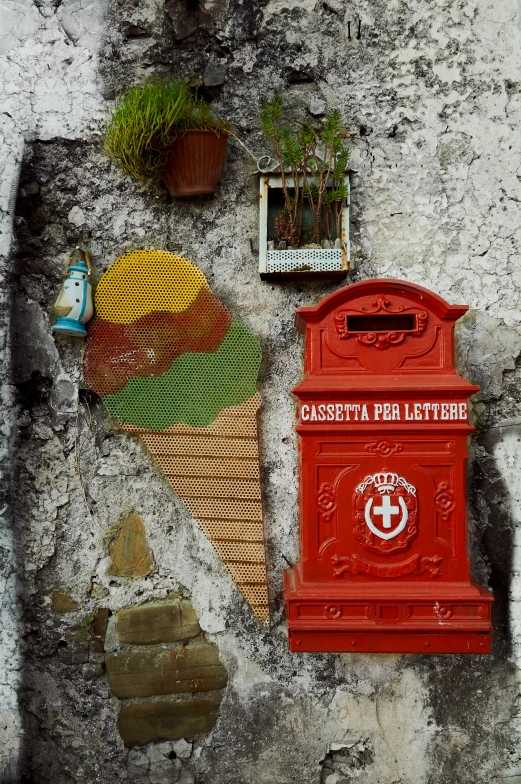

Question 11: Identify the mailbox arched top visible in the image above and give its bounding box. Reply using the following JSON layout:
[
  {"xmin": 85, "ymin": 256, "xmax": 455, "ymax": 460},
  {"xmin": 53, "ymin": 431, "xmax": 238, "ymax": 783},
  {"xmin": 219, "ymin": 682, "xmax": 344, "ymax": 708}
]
[
  {"xmin": 293, "ymin": 277, "xmax": 477, "ymax": 389},
  {"xmin": 295, "ymin": 279, "xmax": 468, "ymax": 332}
]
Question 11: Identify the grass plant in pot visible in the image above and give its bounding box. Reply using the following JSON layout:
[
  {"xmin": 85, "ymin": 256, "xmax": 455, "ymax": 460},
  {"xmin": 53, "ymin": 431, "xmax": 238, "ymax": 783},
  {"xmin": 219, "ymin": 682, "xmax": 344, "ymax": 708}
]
[{"xmin": 104, "ymin": 78, "xmax": 229, "ymax": 197}]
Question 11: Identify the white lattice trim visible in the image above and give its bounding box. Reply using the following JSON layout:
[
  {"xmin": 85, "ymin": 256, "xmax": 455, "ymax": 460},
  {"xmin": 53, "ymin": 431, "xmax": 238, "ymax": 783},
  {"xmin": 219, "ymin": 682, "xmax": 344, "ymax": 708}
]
[{"xmin": 266, "ymin": 248, "xmax": 343, "ymax": 273}]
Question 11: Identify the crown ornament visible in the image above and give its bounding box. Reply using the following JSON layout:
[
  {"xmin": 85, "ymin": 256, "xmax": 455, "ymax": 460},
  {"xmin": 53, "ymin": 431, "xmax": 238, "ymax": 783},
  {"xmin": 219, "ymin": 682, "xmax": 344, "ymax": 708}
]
[
  {"xmin": 355, "ymin": 471, "xmax": 416, "ymax": 496},
  {"xmin": 372, "ymin": 472, "xmax": 399, "ymax": 493}
]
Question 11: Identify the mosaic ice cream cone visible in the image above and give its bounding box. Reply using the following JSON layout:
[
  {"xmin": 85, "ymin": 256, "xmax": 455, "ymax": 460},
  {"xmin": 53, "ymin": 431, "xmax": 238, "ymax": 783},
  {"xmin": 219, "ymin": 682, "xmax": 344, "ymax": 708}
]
[{"xmin": 84, "ymin": 250, "xmax": 269, "ymax": 623}]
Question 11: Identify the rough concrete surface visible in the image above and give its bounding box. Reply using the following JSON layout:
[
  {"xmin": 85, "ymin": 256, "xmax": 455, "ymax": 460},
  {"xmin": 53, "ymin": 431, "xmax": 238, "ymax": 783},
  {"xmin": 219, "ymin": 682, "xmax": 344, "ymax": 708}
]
[{"xmin": 1, "ymin": 0, "xmax": 521, "ymax": 782}]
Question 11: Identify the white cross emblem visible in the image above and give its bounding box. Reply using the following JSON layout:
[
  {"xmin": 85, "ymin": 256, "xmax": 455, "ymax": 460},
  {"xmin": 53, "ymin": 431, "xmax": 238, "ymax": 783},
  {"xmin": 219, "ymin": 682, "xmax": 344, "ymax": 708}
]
[
  {"xmin": 365, "ymin": 494, "xmax": 408, "ymax": 540},
  {"xmin": 373, "ymin": 495, "xmax": 400, "ymax": 528}
]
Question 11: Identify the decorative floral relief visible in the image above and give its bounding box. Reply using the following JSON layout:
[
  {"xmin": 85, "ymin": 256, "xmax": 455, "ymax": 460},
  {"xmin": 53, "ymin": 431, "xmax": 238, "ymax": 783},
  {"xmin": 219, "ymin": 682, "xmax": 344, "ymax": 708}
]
[
  {"xmin": 354, "ymin": 471, "xmax": 418, "ymax": 556},
  {"xmin": 316, "ymin": 482, "xmax": 336, "ymax": 522},
  {"xmin": 434, "ymin": 602, "xmax": 453, "ymax": 620},
  {"xmin": 360, "ymin": 296, "xmax": 405, "ymax": 315},
  {"xmin": 434, "ymin": 482, "xmax": 455, "ymax": 522},
  {"xmin": 332, "ymin": 553, "xmax": 442, "ymax": 579},
  {"xmin": 365, "ymin": 439, "xmax": 404, "ymax": 456},
  {"xmin": 333, "ymin": 295, "xmax": 428, "ymax": 350},
  {"xmin": 325, "ymin": 605, "xmax": 342, "ymax": 619}
]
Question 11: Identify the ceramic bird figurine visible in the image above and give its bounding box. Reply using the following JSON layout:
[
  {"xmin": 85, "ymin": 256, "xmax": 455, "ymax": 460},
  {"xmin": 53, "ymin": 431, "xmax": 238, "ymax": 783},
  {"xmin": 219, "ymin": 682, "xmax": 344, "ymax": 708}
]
[{"xmin": 52, "ymin": 247, "xmax": 94, "ymax": 337}]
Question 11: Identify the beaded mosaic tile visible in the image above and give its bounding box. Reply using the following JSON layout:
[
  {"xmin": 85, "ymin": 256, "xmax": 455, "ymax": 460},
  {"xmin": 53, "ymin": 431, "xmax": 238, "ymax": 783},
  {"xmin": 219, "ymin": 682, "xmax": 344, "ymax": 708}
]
[{"xmin": 84, "ymin": 250, "xmax": 269, "ymax": 623}]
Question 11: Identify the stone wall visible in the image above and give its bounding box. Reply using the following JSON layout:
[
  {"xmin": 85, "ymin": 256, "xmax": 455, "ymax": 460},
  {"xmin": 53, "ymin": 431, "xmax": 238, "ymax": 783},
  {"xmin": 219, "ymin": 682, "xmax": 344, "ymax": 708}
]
[
  {"xmin": 2, "ymin": 0, "xmax": 521, "ymax": 782},
  {"xmin": 106, "ymin": 597, "xmax": 228, "ymax": 747}
]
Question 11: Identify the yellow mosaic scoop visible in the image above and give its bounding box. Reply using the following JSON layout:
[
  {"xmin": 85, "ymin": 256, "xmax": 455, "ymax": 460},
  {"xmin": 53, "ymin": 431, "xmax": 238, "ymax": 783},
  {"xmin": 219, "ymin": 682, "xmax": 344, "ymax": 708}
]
[{"xmin": 84, "ymin": 249, "xmax": 269, "ymax": 623}]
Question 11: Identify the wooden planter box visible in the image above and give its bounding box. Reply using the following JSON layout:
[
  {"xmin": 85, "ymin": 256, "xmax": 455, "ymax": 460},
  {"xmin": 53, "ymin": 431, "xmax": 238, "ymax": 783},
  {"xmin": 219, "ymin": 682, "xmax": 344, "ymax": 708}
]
[{"xmin": 258, "ymin": 170, "xmax": 352, "ymax": 280}]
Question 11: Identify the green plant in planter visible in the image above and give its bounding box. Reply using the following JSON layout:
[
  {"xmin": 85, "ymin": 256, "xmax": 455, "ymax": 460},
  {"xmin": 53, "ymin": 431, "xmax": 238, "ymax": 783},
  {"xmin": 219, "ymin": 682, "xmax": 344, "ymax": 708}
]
[
  {"xmin": 104, "ymin": 78, "xmax": 229, "ymax": 182},
  {"xmin": 260, "ymin": 95, "xmax": 352, "ymax": 247}
]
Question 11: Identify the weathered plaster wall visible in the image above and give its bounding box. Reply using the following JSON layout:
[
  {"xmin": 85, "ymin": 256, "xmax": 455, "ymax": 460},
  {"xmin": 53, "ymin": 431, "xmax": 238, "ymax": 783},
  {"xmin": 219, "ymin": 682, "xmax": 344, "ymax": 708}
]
[{"xmin": 2, "ymin": 0, "xmax": 521, "ymax": 782}]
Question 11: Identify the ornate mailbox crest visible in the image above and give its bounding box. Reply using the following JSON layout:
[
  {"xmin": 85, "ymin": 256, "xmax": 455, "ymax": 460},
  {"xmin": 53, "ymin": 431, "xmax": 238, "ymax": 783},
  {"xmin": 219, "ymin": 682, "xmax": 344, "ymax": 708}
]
[
  {"xmin": 333, "ymin": 294, "xmax": 428, "ymax": 349},
  {"xmin": 354, "ymin": 471, "xmax": 417, "ymax": 552},
  {"xmin": 284, "ymin": 279, "xmax": 493, "ymax": 654}
]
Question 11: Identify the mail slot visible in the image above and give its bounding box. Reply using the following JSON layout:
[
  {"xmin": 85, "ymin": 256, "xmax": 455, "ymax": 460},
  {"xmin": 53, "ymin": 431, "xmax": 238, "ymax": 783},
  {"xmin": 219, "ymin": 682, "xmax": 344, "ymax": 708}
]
[
  {"xmin": 284, "ymin": 278, "xmax": 493, "ymax": 654},
  {"xmin": 347, "ymin": 314, "xmax": 416, "ymax": 332}
]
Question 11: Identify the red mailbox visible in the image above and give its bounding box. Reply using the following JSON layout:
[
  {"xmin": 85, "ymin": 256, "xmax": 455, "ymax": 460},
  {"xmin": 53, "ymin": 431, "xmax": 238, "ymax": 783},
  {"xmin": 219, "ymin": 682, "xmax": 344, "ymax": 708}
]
[{"xmin": 284, "ymin": 279, "xmax": 493, "ymax": 654}]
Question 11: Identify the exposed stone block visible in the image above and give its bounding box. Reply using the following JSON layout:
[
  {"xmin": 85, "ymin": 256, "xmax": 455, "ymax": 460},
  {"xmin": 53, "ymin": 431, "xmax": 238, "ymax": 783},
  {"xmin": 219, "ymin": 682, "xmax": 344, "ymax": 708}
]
[
  {"xmin": 171, "ymin": 738, "xmax": 192, "ymax": 760},
  {"xmin": 118, "ymin": 694, "xmax": 223, "ymax": 747},
  {"xmin": 82, "ymin": 662, "xmax": 105, "ymax": 679},
  {"xmin": 115, "ymin": 600, "xmax": 200, "ymax": 645},
  {"xmin": 203, "ymin": 62, "xmax": 227, "ymax": 87},
  {"xmin": 90, "ymin": 607, "xmax": 110, "ymax": 653},
  {"xmin": 51, "ymin": 589, "xmax": 79, "ymax": 614},
  {"xmin": 105, "ymin": 641, "xmax": 228, "ymax": 699},
  {"xmin": 104, "ymin": 615, "xmax": 118, "ymax": 653},
  {"xmin": 107, "ymin": 514, "xmax": 155, "ymax": 578}
]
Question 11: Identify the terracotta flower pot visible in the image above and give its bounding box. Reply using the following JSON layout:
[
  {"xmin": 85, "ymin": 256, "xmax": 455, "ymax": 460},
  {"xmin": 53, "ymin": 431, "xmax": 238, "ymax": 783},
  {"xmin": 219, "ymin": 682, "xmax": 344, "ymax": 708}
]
[{"xmin": 162, "ymin": 129, "xmax": 229, "ymax": 197}]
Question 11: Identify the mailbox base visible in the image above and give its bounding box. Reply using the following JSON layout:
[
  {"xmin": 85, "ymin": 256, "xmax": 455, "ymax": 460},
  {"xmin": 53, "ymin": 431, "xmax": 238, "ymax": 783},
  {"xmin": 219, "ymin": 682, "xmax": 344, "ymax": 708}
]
[
  {"xmin": 287, "ymin": 630, "xmax": 491, "ymax": 654},
  {"xmin": 284, "ymin": 566, "xmax": 493, "ymax": 655}
]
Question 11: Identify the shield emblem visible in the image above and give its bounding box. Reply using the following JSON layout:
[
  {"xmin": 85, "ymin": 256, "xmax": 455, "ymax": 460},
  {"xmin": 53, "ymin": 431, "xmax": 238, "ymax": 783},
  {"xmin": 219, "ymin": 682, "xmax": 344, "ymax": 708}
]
[
  {"xmin": 354, "ymin": 471, "xmax": 418, "ymax": 556},
  {"xmin": 365, "ymin": 492, "xmax": 408, "ymax": 540}
]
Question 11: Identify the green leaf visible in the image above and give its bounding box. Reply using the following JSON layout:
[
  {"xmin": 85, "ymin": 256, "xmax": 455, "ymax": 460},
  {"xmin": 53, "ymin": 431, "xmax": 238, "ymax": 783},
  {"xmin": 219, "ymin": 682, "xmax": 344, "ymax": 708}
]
[
  {"xmin": 304, "ymin": 184, "xmax": 319, "ymax": 201},
  {"xmin": 328, "ymin": 184, "xmax": 349, "ymax": 201}
]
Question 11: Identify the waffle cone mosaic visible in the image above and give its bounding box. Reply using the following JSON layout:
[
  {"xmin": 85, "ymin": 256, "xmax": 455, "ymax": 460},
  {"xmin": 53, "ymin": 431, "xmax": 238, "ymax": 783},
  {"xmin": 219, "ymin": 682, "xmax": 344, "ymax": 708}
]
[{"xmin": 84, "ymin": 250, "xmax": 269, "ymax": 623}]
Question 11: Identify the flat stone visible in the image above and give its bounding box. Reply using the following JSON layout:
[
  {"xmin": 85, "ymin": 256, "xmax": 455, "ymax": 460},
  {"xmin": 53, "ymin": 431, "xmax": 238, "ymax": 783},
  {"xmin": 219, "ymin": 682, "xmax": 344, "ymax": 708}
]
[
  {"xmin": 172, "ymin": 738, "xmax": 192, "ymax": 759},
  {"xmin": 11, "ymin": 296, "xmax": 61, "ymax": 385},
  {"xmin": 118, "ymin": 694, "xmax": 223, "ymax": 747},
  {"xmin": 82, "ymin": 662, "xmax": 105, "ymax": 679},
  {"xmin": 166, "ymin": 0, "xmax": 230, "ymax": 41},
  {"xmin": 325, "ymin": 774, "xmax": 341, "ymax": 784},
  {"xmin": 68, "ymin": 205, "xmax": 85, "ymax": 226},
  {"xmin": 90, "ymin": 582, "xmax": 109, "ymax": 599},
  {"xmin": 115, "ymin": 600, "xmax": 200, "ymax": 645},
  {"xmin": 127, "ymin": 747, "xmax": 150, "ymax": 775},
  {"xmin": 204, "ymin": 62, "xmax": 227, "ymax": 87},
  {"xmin": 107, "ymin": 514, "xmax": 155, "ymax": 578},
  {"xmin": 58, "ymin": 645, "xmax": 90, "ymax": 666},
  {"xmin": 104, "ymin": 615, "xmax": 118, "ymax": 653},
  {"xmin": 51, "ymin": 590, "xmax": 79, "ymax": 614},
  {"xmin": 106, "ymin": 641, "xmax": 227, "ymax": 699},
  {"xmin": 329, "ymin": 743, "xmax": 351, "ymax": 752},
  {"xmin": 90, "ymin": 607, "xmax": 109, "ymax": 653},
  {"xmin": 309, "ymin": 97, "xmax": 326, "ymax": 116}
]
